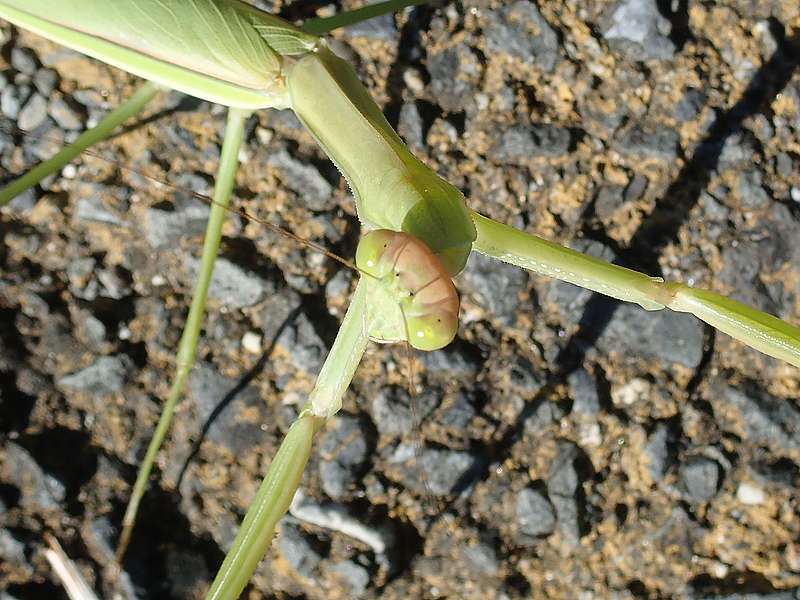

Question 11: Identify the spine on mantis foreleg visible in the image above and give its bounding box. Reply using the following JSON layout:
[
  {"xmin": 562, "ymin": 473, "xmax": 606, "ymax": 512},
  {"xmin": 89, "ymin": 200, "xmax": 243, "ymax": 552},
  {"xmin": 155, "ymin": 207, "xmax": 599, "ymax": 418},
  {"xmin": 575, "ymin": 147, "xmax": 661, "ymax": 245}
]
[{"xmin": 286, "ymin": 44, "xmax": 476, "ymax": 276}]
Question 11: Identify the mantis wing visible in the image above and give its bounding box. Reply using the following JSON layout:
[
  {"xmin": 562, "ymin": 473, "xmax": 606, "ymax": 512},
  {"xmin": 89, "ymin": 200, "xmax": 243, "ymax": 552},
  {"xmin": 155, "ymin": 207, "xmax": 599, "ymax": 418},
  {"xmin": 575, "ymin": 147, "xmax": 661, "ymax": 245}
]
[{"xmin": 0, "ymin": 0, "xmax": 317, "ymax": 108}]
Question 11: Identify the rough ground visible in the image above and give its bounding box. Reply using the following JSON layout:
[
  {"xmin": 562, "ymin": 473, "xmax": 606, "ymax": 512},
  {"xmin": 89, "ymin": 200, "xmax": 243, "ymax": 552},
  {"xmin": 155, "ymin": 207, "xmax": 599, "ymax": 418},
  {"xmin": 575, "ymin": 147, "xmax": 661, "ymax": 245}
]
[{"xmin": 1, "ymin": 1, "xmax": 800, "ymax": 599}]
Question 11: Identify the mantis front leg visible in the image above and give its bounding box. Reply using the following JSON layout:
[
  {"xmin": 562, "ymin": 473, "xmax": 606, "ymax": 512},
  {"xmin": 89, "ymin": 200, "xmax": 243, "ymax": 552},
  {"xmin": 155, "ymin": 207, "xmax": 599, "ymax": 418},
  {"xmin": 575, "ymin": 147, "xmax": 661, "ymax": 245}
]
[
  {"xmin": 207, "ymin": 278, "xmax": 370, "ymax": 600},
  {"xmin": 207, "ymin": 228, "xmax": 460, "ymax": 598}
]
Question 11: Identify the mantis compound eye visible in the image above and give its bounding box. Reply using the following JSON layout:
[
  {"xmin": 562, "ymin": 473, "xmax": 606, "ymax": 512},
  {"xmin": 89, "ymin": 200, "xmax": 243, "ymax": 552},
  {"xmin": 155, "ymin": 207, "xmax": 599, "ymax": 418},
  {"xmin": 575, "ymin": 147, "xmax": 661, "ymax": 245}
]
[
  {"xmin": 354, "ymin": 229, "xmax": 397, "ymax": 277},
  {"xmin": 356, "ymin": 229, "xmax": 459, "ymax": 351},
  {"xmin": 405, "ymin": 310, "xmax": 459, "ymax": 351}
]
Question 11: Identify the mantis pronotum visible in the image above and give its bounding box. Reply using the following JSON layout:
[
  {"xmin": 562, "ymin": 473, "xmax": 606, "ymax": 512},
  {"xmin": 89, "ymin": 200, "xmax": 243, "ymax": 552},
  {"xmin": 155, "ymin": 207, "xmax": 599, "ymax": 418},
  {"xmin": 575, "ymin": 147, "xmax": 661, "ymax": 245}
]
[{"xmin": 0, "ymin": 1, "xmax": 799, "ymax": 598}]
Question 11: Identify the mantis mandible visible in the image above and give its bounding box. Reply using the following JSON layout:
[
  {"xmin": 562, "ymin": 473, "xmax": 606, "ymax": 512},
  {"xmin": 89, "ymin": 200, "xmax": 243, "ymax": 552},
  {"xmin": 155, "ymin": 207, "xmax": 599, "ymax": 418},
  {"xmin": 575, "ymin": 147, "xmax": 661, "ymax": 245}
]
[{"xmin": 0, "ymin": 1, "xmax": 798, "ymax": 598}]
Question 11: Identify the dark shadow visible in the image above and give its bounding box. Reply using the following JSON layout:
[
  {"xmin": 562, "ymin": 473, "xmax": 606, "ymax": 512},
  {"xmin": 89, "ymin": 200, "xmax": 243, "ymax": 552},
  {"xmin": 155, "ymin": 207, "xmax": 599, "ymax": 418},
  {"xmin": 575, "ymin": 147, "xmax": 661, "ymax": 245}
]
[
  {"xmin": 384, "ymin": 3, "xmax": 438, "ymax": 130},
  {"xmin": 279, "ymin": 1, "xmax": 338, "ymax": 23},
  {"xmin": 655, "ymin": 0, "xmax": 692, "ymax": 51},
  {"xmin": 175, "ymin": 305, "xmax": 302, "ymax": 488},
  {"xmin": 17, "ymin": 427, "xmax": 99, "ymax": 517},
  {"xmin": 689, "ymin": 570, "xmax": 786, "ymax": 596},
  {"xmin": 0, "ymin": 308, "xmax": 36, "ymax": 434},
  {"xmin": 5, "ymin": 581, "xmax": 67, "ymax": 600},
  {"xmin": 121, "ymin": 484, "xmax": 226, "ymax": 599},
  {"xmin": 555, "ymin": 22, "xmax": 800, "ymax": 374},
  {"xmin": 115, "ymin": 94, "xmax": 205, "ymax": 137}
]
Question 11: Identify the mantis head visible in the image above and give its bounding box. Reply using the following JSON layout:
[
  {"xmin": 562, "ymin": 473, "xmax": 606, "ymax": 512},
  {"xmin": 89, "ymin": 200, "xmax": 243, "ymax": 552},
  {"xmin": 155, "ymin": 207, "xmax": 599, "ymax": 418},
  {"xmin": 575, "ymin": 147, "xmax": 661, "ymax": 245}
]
[{"xmin": 356, "ymin": 229, "xmax": 459, "ymax": 352}]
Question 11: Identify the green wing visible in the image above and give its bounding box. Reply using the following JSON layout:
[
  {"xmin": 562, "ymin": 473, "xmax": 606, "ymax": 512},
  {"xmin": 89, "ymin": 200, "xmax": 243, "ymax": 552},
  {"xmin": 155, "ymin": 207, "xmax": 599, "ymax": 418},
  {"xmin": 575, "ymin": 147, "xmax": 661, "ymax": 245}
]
[{"xmin": 0, "ymin": 0, "xmax": 317, "ymax": 108}]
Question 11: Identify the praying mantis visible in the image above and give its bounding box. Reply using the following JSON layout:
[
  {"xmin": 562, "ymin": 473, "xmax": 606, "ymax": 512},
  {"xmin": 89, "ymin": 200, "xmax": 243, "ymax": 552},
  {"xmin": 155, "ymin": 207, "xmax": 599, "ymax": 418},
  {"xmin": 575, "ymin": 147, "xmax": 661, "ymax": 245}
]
[{"xmin": 0, "ymin": 0, "xmax": 799, "ymax": 598}]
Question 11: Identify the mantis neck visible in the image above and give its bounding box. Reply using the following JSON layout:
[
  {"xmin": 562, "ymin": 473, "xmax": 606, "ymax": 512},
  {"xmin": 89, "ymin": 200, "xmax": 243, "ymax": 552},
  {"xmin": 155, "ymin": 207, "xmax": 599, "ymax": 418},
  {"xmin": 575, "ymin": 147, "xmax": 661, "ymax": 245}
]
[{"xmin": 286, "ymin": 44, "xmax": 475, "ymax": 275}]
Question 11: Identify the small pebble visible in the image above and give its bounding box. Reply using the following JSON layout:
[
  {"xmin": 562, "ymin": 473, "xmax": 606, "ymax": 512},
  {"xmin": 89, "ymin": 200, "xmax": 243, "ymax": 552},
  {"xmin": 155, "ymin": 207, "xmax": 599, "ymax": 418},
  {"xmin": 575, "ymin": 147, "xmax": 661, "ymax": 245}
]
[
  {"xmin": 612, "ymin": 378, "xmax": 651, "ymax": 406},
  {"xmin": 61, "ymin": 163, "xmax": 77, "ymax": 179},
  {"xmin": 331, "ymin": 560, "xmax": 370, "ymax": 597},
  {"xmin": 184, "ymin": 256, "xmax": 267, "ymax": 309},
  {"xmin": 49, "ymin": 95, "xmax": 84, "ymax": 130},
  {"xmin": 709, "ymin": 560, "xmax": 729, "ymax": 579},
  {"xmin": 736, "ymin": 482, "xmax": 765, "ymax": 505},
  {"xmin": 516, "ymin": 488, "xmax": 556, "ymax": 538},
  {"xmin": 484, "ymin": 1, "xmax": 559, "ymax": 70},
  {"xmin": 57, "ymin": 355, "xmax": 129, "ymax": 395},
  {"xmin": 462, "ymin": 540, "xmax": 500, "ymax": 576},
  {"xmin": 680, "ymin": 457, "xmax": 720, "ymax": 503},
  {"xmin": 791, "ymin": 186, "xmax": 800, "ymax": 203},
  {"xmin": 402, "ymin": 67, "xmax": 425, "ymax": 94},
  {"xmin": 568, "ymin": 368, "xmax": 600, "ymax": 416},
  {"xmin": 278, "ymin": 520, "xmax": 321, "ymax": 578},
  {"xmin": 11, "ymin": 47, "xmax": 38, "ymax": 75},
  {"xmin": 267, "ymin": 149, "xmax": 334, "ymax": 211},
  {"xmin": 255, "ymin": 126, "xmax": 273, "ymax": 145},
  {"xmin": 603, "ymin": 0, "xmax": 675, "ymax": 60},
  {"xmin": 17, "ymin": 93, "xmax": 48, "ymax": 131},
  {"xmin": 1, "ymin": 85, "xmax": 30, "ymax": 120},
  {"xmin": 242, "ymin": 331, "xmax": 262, "ymax": 354},
  {"xmin": 33, "ymin": 68, "xmax": 58, "ymax": 96},
  {"xmin": 644, "ymin": 423, "xmax": 669, "ymax": 482}
]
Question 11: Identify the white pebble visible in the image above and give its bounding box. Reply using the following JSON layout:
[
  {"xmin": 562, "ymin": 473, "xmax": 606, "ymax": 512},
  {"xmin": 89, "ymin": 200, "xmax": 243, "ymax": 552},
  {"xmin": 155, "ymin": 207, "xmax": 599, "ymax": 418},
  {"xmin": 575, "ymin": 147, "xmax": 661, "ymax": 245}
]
[
  {"xmin": 61, "ymin": 163, "xmax": 77, "ymax": 179},
  {"xmin": 256, "ymin": 126, "xmax": 273, "ymax": 145},
  {"xmin": 242, "ymin": 331, "xmax": 262, "ymax": 354},
  {"xmin": 402, "ymin": 67, "xmax": 424, "ymax": 94},
  {"xmin": 612, "ymin": 378, "xmax": 651, "ymax": 406},
  {"xmin": 791, "ymin": 187, "xmax": 800, "ymax": 203},
  {"xmin": 710, "ymin": 561, "xmax": 729, "ymax": 579},
  {"xmin": 578, "ymin": 423, "xmax": 602, "ymax": 447},
  {"xmin": 736, "ymin": 482, "xmax": 765, "ymax": 505},
  {"xmin": 150, "ymin": 274, "xmax": 167, "ymax": 286}
]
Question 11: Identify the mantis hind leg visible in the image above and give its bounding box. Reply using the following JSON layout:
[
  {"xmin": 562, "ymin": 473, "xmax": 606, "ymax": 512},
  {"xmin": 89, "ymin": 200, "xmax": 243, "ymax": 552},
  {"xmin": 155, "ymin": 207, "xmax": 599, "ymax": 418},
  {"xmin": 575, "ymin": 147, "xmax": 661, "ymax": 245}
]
[{"xmin": 116, "ymin": 107, "xmax": 251, "ymax": 561}]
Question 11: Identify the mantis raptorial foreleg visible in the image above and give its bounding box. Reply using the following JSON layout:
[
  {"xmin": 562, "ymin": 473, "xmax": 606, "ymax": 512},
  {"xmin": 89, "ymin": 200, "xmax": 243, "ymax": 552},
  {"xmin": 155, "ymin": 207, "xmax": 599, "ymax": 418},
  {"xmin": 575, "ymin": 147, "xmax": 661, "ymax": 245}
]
[{"xmin": 207, "ymin": 277, "xmax": 370, "ymax": 599}]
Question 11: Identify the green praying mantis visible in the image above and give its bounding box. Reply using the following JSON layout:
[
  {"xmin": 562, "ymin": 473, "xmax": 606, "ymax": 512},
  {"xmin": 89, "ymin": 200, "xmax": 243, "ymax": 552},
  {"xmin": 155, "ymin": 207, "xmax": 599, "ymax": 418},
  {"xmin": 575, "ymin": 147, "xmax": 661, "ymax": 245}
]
[{"xmin": 0, "ymin": 0, "xmax": 799, "ymax": 598}]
